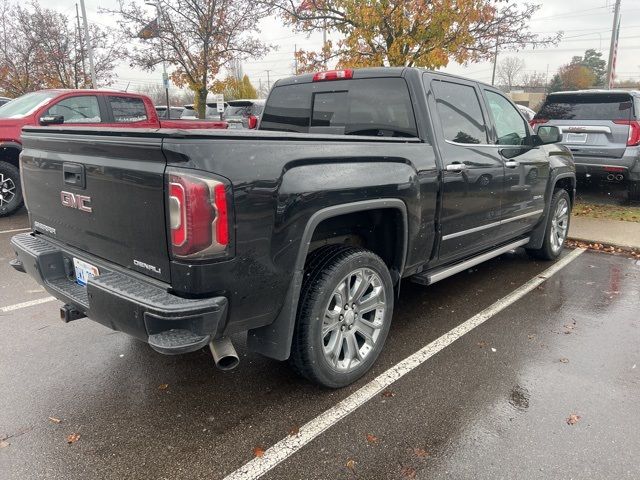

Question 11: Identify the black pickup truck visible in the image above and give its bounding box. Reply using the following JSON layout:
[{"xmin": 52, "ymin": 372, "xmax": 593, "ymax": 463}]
[{"xmin": 10, "ymin": 68, "xmax": 575, "ymax": 387}]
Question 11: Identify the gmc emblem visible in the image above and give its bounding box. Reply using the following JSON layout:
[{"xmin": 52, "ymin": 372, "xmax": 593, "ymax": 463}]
[{"xmin": 60, "ymin": 191, "xmax": 93, "ymax": 213}]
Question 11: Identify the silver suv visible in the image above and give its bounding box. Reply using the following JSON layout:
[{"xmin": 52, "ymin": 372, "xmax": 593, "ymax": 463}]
[{"xmin": 533, "ymin": 90, "xmax": 640, "ymax": 201}]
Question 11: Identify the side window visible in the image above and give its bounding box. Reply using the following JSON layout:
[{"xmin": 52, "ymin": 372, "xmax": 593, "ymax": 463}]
[
  {"xmin": 485, "ymin": 91, "xmax": 528, "ymax": 145},
  {"xmin": 45, "ymin": 96, "xmax": 101, "ymax": 124},
  {"xmin": 431, "ymin": 80, "xmax": 487, "ymax": 144},
  {"xmin": 108, "ymin": 96, "xmax": 148, "ymax": 123}
]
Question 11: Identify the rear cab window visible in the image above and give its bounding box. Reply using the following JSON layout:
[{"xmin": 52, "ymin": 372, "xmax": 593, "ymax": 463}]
[
  {"xmin": 260, "ymin": 77, "xmax": 418, "ymax": 138},
  {"xmin": 108, "ymin": 96, "xmax": 148, "ymax": 123},
  {"xmin": 430, "ymin": 80, "xmax": 487, "ymax": 144},
  {"xmin": 535, "ymin": 93, "xmax": 634, "ymax": 121}
]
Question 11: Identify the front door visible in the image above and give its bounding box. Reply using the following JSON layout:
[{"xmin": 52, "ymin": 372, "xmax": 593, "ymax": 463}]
[
  {"xmin": 427, "ymin": 77, "xmax": 504, "ymax": 263},
  {"xmin": 482, "ymin": 89, "xmax": 548, "ymax": 237}
]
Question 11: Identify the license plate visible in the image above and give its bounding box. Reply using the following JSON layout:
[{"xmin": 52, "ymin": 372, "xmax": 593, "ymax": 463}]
[
  {"xmin": 73, "ymin": 258, "xmax": 99, "ymax": 286},
  {"xmin": 566, "ymin": 133, "xmax": 587, "ymax": 143}
]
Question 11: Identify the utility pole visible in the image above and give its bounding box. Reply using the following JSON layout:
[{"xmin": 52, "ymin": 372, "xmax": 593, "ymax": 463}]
[
  {"xmin": 491, "ymin": 35, "xmax": 499, "ymax": 86},
  {"xmin": 74, "ymin": 4, "xmax": 86, "ymax": 88},
  {"xmin": 294, "ymin": 44, "xmax": 298, "ymax": 75},
  {"xmin": 265, "ymin": 70, "xmax": 271, "ymax": 91},
  {"xmin": 79, "ymin": 0, "xmax": 97, "ymax": 88},
  {"xmin": 146, "ymin": 0, "xmax": 170, "ymax": 111},
  {"xmin": 606, "ymin": 0, "xmax": 622, "ymax": 89}
]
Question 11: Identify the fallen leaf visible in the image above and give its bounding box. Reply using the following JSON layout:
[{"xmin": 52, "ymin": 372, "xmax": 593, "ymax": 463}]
[
  {"xmin": 288, "ymin": 425, "xmax": 300, "ymax": 436},
  {"xmin": 413, "ymin": 447, "xmax": 430, "ymax": 458},
  {"xmin": 476, "ymin": 341, "xmax": 487, "ymax": 348},
  {"xmin": 401, "ymin": 466, "xmax": 417, "ymax": 478},
  {"xmin": 48, "ymin": 416, "xmax": 61, "ymax": 424},
  {"xmin": 527, "ymin": 334, "xmax": 536, "ymax": 340},
  {"xmin": 366, "ymin": 433, "xmax": 378, "ymax": 444},
  {"xmin": 158, "ymin": 384, "xmax": 169, "ymax": 390},
  {"xmin": 560, "ymin": 358, "xmax": 569, "ymax": 364},
  {"xmin": 566, "ymin": 414, "xmax": 581, "ymax": 425},
  {"xmin": 0, "ymin": 440, "xmax": 9, "ymax": 449},
  {"xmin": 66, "ymin": 433, "xmax": 80, "ymax": 444},
  {"xmin": 346, "ymin": 458, "xmax": 356, "ymax": 473},
  {"xmin": 253, "ymin": 446, "xmax": 265, "ymax": 458},
  {"xmin": 381, "ymin": 389, "xmax": 396, "ymax": 398}
]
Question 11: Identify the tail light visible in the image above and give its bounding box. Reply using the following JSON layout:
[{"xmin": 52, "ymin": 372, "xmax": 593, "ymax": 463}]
[
  {"xmin": 529, "ymin": 118, "xmax": 548, "ymax": 129},
  {"xmin": 312, "ymin": 69, "xmax": 353, "ymax": 82},
  {"xmin": 247, "ymin": 114, "xmax": 258, "ymax": 129},
  {"xmin": 168, "ymin": 171, "xmax": 230, "ymax": 259},
  {"xmin": 614, "ymin": 119, "xmax": 640, "ymax": 146}
]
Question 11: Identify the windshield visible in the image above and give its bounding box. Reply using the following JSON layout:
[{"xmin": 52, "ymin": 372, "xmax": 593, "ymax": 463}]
[{"xmin": 0, "ymin": 91, "xmax": 58, "ymax": 118}]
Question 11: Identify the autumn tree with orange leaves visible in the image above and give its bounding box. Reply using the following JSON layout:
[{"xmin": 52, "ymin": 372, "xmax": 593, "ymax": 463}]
[
  {"xmin": 0, "ymin": 0, "xmax": 125, "ymax": 97},
  {"xmin": 272, "ymin": 0, "xmax": 561, "ymax": 73}
]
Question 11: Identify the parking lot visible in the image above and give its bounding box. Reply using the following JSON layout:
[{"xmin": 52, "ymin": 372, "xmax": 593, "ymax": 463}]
[{"xmin": 1, "ymin": 208, "xmax": 639, "ymax": 480}]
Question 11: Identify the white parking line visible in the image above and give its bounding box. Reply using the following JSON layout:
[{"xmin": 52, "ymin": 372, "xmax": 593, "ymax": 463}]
[
  {"xmin": 0, "ymin": 227, "xmax": 30, "ymax": 234},
  {"xmin": 224, "ymin": 248, "xmax": 586, "ymax": 480},
  {"xmin": 0, "ymin": 296, "xmax": 56, "ymax": 313}
]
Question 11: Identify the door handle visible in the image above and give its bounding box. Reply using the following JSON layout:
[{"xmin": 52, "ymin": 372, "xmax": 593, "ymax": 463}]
[
  {"xmin": 446, "ymin": 163, "xmax": 468, "ymax": 172},
  {"xmin": 504, "ymin": 161, "xmax": 519, "ymax": 169}
]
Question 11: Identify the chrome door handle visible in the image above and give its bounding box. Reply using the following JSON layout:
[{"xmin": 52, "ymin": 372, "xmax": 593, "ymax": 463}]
[
  {"xmin": 446, "ymin": 163, "xmax": 468, "ymax": 172},
  {"xmin": 504, "ymin": 161, "xmax": 519, "ymax": 168}
]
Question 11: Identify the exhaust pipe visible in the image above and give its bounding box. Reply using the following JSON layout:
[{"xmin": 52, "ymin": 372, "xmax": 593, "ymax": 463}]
[
  {"xmin": 607, "ymin": 173, "xmax": 615, "ymax": 181},
  {"xmin": 616, "ymin": 174, "xmax": 624, "ymax": 181},
  {"xmin": 209, "ymin": 337, "xmax": 239, "ymax": 371}
]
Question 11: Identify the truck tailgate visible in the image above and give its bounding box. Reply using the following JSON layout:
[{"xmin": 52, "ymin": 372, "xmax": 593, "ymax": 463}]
[{"xmin": 20, "ymin": 130, "xmax": 170, "ymax": 282}]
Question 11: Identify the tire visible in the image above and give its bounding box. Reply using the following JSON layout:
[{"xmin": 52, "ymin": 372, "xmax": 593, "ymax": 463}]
[
  {"xmin": 0, "ymin": 161, "xmax": 23, "ymax": 217},
  {"xmin": 629, "ymin": 181, "xmax": 640, "ymax": 203},
  {"xmin": 289, "ymin": 245, "xmax": 394, "ymax": 388},
  {"xmin": 526, "ymin": 189, "xmax": 571, "ymax": 260}
]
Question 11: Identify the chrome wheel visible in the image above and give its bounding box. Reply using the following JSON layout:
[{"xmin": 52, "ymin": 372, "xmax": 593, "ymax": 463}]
[
  {"xmin": 0, "ymin": 172, "xmax": 16, "ymax": 207},
  {"xmin": 550, "ymin": 197, "xmax": 569, "ymax": 253},
  {"xmin": 322, "ymin": 268, "xmax": 387, "ymax": 371}
]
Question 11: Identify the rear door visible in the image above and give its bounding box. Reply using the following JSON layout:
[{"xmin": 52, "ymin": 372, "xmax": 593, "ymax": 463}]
[
  {"xmin": 425, "ymin": 75, "xmax": 505, "ymax": 262},
  {"xmin": 20, "ymin": 129, "xmax": 170, "ymax": 282},
  {"xmin": 534, "ymin": 93, "xmax": 633, "ymax": 160}
]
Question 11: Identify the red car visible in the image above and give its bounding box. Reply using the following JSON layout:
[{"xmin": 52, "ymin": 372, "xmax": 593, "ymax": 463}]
[{"xmin": 0, "ymin": 89, "xmax": 227, "ymax": 217}]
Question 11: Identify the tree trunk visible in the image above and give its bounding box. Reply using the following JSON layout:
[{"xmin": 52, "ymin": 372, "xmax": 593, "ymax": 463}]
[{"xmin": 194, "ymin": 86, "xmax": 208, "ymax": 119}]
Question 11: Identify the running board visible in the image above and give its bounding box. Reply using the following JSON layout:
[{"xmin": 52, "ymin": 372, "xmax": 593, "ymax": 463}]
[{"xmin": 411, "ymin": 237, "xmax": 530, "ymax": 286}]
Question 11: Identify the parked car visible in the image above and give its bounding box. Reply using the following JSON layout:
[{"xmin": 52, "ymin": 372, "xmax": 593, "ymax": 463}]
[
  {"xmin": 10, "ymin": 68, "xmax": 574, "ymax": 388},
  {"xmin": 0, "ymin": 96, "xmax": 11, "ymax": 107},
  {"xmin": 0, "ymin": 89, "xmax": 227, "ymax": 217},
  {"xmin": 224, "ymin": 99, "xmax": 265, "ymax": 129},
  {"xmin": 181, "ymin": 102, "xmax": 227, "ymax": 119},
  {"xmin": 532, "ymin": 90, "xmax": 640, "ymax": 201},
  {"xmin": 155, "ymin": 105, "xmax": 184, "ymax": 119},
  {"xmin": 516, "ymin": 104, "xmax": 536, "ymax": 122}
]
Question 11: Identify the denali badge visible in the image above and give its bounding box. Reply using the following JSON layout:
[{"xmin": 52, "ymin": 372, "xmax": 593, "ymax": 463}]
[
  {"xmin": 33, "ymin": 221, "xmax": 56, "ymax": 235},
  {"xmin": 61, "ymin": 191, "xmax": 92, "ymax": 213},
  {"xmin": 133, "ymin": 259, "xmax": 162, "ymax": 274}
]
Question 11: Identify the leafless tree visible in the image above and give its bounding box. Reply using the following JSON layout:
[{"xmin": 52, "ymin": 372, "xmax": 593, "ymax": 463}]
[{"xmin": 496, "ymin": 56, "xmax": 526, "ymax": 91}]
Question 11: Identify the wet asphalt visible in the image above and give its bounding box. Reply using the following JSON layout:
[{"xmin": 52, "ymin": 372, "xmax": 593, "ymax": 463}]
[{"xmin": 1, "ymin": 209, "xmax": 639, "ymax": 480}]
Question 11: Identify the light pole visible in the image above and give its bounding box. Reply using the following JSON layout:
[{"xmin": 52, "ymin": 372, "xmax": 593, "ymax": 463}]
[
  {"xmin": 79, "ymin": 0, "xmax": 97, "ymax": 88},
  {"xmin": 145, "ymin": 0, "xmax": 170, "ymax": 113}
]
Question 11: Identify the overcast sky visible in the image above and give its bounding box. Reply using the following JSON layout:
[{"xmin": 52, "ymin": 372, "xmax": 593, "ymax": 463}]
[{"xmin": 51, "ymin": 0, "xmax": 640, "ymax": 94}]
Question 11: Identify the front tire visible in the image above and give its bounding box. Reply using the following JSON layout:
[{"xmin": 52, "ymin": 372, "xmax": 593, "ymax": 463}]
[
  {"xmin": 0, "ymin": 161, "xmax": 23, "ymax": 217},
  {"xmin": 526, "ymin": 189, "xmax": 571, "ymax": 260},
  {"xmin": 289, "ymin": 246, "xmax": 394, "ymax": 388}
]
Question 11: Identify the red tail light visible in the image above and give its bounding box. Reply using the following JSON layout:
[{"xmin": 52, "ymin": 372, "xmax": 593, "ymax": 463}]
[
  {"xmin": 312, "ymin": 69, "xmax": 353, "ymax": 82},
  {"xmin": 168, "ymin": 171, "xmax": 230, "ymax": 259},
  {"xmin": 529, "ymin": 118, "xmax": 548, "ymax": 128},
  {"xmin": 247, "ymin": 114, "xmax": 258, "ymax": 129},
  {"xmin": 614, "ymin": 119, "xmax": 640, "ymax": 146}
]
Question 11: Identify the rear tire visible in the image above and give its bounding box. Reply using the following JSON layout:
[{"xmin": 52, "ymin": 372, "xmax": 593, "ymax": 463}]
[
  {"xmin": 629, "ymin": 181, "xmax": 640, "ymax": 203},
  {"xmin": 289, "ymin": 245, "xmax": 394, "ymax": 388},
  {"xmin": 526, "ymin": 189, "xmax": 571, "ymax": 260},
  {"xmin": 0, "ymin": 161, "xmax": 23, "ymax": 217}
]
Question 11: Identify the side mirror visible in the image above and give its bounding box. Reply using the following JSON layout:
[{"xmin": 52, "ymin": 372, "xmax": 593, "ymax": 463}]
[
  {"xmin": 247, "ymin": 114, "xmax": 258, "ymax": 130},
  {"xmin": 39, "ymin": 115, "xmax": 64, "ymax": 126},
  {"xmin": 536, "ymin": 125, "xmax": 561, "ymax": 145}
]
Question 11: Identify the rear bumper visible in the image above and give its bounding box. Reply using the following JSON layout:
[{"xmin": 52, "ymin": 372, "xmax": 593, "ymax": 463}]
[
  {"xmin": 572, "ymin": 148, "xmax": 640, "ymax": 181},
  {"xmin": 10, "ymin": 233, "xmax": 228, "ymax": 354}
]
